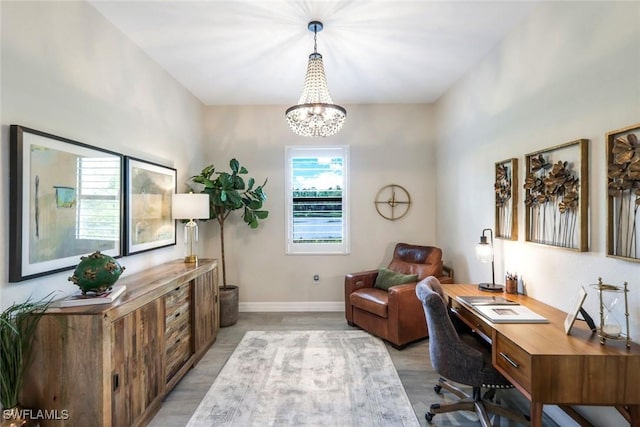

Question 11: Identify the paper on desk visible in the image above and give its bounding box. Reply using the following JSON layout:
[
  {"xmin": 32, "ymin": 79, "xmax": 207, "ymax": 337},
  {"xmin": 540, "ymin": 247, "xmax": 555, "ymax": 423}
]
[{"xmin": 474, "ymin": 304, "xmax": 548, "ymax": 323}]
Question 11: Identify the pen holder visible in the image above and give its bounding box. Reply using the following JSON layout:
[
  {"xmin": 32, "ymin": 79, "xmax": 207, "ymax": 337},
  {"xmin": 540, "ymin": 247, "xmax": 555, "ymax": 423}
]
[{"xmin": 505, "ymin": 278, "xmax": 517, "ymax": 294}]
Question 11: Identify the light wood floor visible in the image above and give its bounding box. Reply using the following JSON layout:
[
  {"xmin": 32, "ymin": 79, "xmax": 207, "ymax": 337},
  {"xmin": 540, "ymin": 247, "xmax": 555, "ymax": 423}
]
[{"xmin": 148, "ymin": 312, "xmax": 557, "ymax": 426}]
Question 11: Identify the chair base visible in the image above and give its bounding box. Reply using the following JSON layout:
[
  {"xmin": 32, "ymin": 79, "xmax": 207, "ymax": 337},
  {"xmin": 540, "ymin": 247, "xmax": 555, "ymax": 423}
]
[{"xmin": 426, "ymin": 378, "xmax": 529, "ymax": 426}]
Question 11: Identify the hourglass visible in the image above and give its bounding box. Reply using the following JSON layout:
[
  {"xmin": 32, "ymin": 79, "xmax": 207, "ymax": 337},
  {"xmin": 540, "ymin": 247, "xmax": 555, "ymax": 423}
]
[{"xmin": 591, "ymin": 278, "xmax": 630, "ymax": 348}]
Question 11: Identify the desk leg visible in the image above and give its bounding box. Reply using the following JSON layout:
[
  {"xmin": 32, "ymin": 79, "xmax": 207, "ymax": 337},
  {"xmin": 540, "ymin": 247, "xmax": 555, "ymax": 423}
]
[
  {"xmin": 530, "ymin": 402, "xmax": 544, "ymax": 427},
  {"xmin": 629, "ymin": 405, "xmax": 639, "ymax": 427}
]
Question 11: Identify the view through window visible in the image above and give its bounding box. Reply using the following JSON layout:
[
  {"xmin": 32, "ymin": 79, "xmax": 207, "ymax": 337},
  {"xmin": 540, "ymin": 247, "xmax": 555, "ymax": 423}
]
[{"xmin": 286, "ymin": 146, "xmax": 349, "ymax": 254}]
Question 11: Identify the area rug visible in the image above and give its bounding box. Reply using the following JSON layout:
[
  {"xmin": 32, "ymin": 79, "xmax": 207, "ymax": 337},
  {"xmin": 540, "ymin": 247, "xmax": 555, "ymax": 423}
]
[{"xmin": 186, "ymin": 330, "xmax": 420, "ymax": 427}]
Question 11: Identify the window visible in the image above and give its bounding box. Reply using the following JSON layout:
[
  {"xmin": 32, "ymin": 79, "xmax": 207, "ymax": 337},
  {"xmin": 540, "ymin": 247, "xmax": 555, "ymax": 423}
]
[
  {"xmin": 285, "ymin": 146, "xmax": 349, "ymax": 254},
  {"xmin": 76, "ymin": 157, "xmax": 120, "ymax": 241}
]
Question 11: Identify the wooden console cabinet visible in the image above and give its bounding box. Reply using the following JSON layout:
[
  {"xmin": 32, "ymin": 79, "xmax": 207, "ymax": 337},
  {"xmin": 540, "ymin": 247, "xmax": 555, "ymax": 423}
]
[{"xmin": 23, "ymin": 259, "xmax": 219, "ymax": 427}]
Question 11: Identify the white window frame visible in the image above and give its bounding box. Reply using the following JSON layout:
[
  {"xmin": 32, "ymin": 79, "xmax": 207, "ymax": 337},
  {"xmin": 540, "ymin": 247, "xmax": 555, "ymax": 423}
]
[{"xmin": 285, "ymin": 145, "xmax": 350, "ymax": 255}]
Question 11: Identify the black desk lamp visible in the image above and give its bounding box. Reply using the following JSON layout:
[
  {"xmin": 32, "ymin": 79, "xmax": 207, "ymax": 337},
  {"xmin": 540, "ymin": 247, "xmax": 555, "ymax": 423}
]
[{"xmin": 476, "ymin": 228, "xmax": 504, "ymax": 292}]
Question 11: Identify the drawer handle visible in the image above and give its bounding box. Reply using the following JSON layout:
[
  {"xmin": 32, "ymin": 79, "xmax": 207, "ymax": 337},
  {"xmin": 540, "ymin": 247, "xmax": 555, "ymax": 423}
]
[{"xmin": 499, "ymin": 352, "xmax": 519, "ymax": 368}]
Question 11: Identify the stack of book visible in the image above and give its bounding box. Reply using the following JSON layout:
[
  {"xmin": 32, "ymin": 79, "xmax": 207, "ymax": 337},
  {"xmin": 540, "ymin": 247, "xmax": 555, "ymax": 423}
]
[{"xmin": 52, "ymin": 285, "xmax": 126, "ymax": 308}]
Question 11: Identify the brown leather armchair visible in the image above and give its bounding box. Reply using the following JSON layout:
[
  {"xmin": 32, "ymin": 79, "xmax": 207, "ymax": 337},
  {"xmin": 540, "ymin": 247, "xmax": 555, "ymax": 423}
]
[{"xmin": 344, "ymin": 243, "xmax": 453, "ymax": 349}]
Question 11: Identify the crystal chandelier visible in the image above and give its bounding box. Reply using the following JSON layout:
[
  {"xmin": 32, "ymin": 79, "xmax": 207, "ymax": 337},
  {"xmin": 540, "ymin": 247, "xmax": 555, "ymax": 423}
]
[{"xmin": 285, "ymin": 21, "xmax": 346, "ymax": 137}]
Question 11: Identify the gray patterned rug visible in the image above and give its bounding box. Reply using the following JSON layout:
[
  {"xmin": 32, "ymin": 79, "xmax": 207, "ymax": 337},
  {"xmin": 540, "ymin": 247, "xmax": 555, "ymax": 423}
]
[{"xmin": 186, "ymin": 330, "xmax": 420, "ymax": 427}]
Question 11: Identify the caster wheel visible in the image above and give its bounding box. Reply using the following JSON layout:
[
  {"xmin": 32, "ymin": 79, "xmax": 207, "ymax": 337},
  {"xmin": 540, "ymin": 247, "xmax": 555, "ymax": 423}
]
[
  {"xmin": 434, "ymin": 384, "xmax": 442, "ymax": 394},
  {"xmin": 425, "ymin": 412, "xmax": 434, "ymax": 423}
]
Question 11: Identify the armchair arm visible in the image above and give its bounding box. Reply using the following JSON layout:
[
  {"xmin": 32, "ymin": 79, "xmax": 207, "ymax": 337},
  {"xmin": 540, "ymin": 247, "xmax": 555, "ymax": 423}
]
[
  {"xmin": 344, "ymin": 270, "xmax": 379, "ymax": 323},
  {"xmin": 387, "ymin": 282, "xmax": 427, "ymax": 344},
  {"xmin": 439, "ymin": 265, "xmax": 454, "ymax": 284},
  {"xmin": 344, "ymin": 270, "xmax": 379, "ymax": 295}
]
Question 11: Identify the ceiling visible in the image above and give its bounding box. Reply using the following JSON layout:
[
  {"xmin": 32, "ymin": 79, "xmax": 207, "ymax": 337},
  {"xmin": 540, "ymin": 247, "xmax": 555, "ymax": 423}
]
[{"xmin": 88, "ymin": 0, "xmax": 538, "ymax": 106}]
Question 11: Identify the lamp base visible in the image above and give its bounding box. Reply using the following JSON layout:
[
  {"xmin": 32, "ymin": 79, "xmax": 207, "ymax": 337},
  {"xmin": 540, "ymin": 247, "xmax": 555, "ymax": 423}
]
[
  {"xmin": 184, "ymin": 255, "xmax": 198, "ymax": 264},
  {"xmin": 478, "ymin": 282, "xmax": 504, "ymax": 292}
]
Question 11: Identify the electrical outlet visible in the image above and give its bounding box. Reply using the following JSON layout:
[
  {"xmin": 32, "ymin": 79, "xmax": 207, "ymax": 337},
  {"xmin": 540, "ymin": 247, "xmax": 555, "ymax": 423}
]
[{"xmin": 313, "ymin": 274, "xmax": 320, "ymax": 283}]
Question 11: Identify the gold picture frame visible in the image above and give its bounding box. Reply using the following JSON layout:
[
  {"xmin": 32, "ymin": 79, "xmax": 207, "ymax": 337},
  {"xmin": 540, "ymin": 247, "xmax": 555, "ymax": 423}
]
[
  {"xmin": 495, "ymin": 158, "xmax": 518, "ymax": 240},
  {"xmin": 606, "ymin": 123, "xmax": 640, "ymax": 262},
  {"xmin": 524, "ymin": 139, "xmax": 588, "ymax": 251}
]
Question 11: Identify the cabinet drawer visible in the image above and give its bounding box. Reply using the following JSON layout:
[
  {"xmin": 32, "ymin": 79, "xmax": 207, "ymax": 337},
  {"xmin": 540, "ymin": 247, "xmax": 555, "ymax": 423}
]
[
  {"xmin": 165, "ymin": 282, "xmax": 192, "ymax": 382},
  {"xmin": 165, "ymin": 282, "xmax": 190, "ymax": 318},
  {"xmin": 166, "ymin": 326, "xmax": 191, "ymax": 381},
  {"xmin": 494, "ymin": 333, "xmax": 532, "ymax": 392}
]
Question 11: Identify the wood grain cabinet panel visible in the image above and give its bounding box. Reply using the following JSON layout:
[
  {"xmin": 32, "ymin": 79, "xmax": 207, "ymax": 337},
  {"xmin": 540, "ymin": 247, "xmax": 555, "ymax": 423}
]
[
  {"xmin": 22, "ymin": 259, "xmax": 218, "ymax": 427},
  {"xmin": 193, "ymin": 268, "xmax": 219, "ymax": 359},
  {"xmin": 112, "ymin": 299, "xmax": 164, "ymax": 427}
]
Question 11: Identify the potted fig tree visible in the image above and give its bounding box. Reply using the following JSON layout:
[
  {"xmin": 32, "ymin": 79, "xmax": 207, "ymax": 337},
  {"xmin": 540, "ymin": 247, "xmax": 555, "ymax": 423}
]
[{"xmin": 190, "ymin": 159, "xmax": 268, "ymax": 327}]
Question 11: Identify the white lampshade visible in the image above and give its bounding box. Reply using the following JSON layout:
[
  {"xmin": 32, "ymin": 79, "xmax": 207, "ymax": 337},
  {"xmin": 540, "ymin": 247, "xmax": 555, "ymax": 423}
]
[
  {"xmin": 475, "ymin": 244, "xmax": 493, "ymax": 263},
  {"xmin": 475, "ymin": 236, "xmax": 493, "ymax": 263},
  {"xmin": 172, "ymin": 193, "xmax": 210, "ymax": 220}
]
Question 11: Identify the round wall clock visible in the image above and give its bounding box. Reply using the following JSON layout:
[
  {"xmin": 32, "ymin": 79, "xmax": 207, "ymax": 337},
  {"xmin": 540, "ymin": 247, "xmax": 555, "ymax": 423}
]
[{"xmin": 374, "ymin": 184, "xmax": 412, "ymax": 221}]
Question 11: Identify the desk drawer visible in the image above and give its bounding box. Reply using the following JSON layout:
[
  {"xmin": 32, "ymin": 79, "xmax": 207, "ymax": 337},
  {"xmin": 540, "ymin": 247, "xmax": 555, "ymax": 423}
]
[
  {"xmin": 495, "ymin": 333, "xmax": 531, "ymax": 392},
  {"xmin": 450, "ymin": 299, "xmax": 492, "ymax": 341}
]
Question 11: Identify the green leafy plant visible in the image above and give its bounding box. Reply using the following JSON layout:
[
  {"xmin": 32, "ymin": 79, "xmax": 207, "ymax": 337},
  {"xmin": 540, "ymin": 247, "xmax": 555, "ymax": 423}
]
[
  {"xmin": 0, "ymin": 295, "xmax": 53, "ymax": 409},
  {"xmin": 191, "ymin": 159, "xmax": 268, "ymax": 290}
]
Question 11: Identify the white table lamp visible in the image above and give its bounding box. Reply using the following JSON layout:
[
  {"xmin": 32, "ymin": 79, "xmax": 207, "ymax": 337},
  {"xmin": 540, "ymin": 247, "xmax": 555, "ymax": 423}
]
[
  {"xmin": 475, "ymin": 228, "xmax": 504, "ymax": 292},
  {"xmin": 172, "ymin": 193, "xmax": 210, "ymax": 263}
]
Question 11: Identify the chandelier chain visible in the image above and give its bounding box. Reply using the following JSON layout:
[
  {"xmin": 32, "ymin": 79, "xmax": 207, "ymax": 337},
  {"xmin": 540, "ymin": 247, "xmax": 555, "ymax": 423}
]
[{"xmin": 313, "ymin": 26, "xmax": 318, "ymax": 54}]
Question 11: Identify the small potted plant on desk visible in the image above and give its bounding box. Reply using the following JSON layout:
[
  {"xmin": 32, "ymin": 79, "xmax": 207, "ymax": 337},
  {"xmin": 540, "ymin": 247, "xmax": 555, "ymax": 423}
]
[
  {"xmin": 190, "ymin": 159, "xmax": 268, "ymax": 327},
  {"xmin": 1, "ymin": 295, "xmax": 53, "ymax": 426}
]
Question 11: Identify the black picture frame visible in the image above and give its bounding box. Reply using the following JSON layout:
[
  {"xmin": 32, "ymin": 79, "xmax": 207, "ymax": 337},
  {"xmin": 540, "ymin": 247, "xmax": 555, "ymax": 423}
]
[
  {"xmin": 9, "ymin": 125, "xmax": 124, "ymax": 282},
  {"xmin": 124, "ymin": 157, "xmax": 177, "ymax": 255}
]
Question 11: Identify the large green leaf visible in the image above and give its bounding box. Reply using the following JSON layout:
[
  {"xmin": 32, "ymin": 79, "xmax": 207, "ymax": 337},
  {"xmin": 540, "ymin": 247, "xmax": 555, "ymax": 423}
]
[
  {"xmin": 230, "ymin": 158, "xmax": 240, "ymax": 174},
  {"xmin": 255, "ymin": 210, "xmax": 269, "ymax": 219},
  {"xmin": 247, "ymin": 200, "xmax": 262, "ymax": 210},
  {"xmin": 233, "ymin": 175, "xmax": 245, "ymax": 190}
]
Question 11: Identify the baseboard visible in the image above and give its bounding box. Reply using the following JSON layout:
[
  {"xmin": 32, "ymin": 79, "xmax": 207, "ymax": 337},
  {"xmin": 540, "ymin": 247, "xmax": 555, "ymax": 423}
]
[{"xmin": 239, "ymin": 301, "xmax": 344, "ymax": 312}]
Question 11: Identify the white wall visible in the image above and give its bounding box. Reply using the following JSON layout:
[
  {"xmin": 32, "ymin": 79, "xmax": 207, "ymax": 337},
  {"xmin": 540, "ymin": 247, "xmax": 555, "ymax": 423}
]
[
  {"xmin": 201, "ymin": 104, "xmax": 440, "ymax": 310},
  {"xmin": 435, "ymin": 2, "xmax": 640, "ymax": 425},
  {"xmin": 0, "ymin": 1, "xmax": 204, "ymax": 309}
]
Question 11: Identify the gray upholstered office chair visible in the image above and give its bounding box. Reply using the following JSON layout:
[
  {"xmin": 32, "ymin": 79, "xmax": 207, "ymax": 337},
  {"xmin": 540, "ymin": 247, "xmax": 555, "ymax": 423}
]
[{"xmin": 416, "ymin": 277, "xmax": 529, "ymax": 426}]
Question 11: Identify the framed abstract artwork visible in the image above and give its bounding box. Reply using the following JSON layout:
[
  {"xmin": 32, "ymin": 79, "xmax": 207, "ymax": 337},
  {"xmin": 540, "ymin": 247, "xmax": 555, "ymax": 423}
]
[
  {"xmin": 124, "ymin": 157, "xmax": 176, "ymax": 255},
  {"xmin": 524, "ymin": 139, "xmax": 589, "ymax": 251},
  {"xmin": 606, "ymin": 123, "xmax": 640, "ymax": 262},
  {"xmin": 9, "ymin": 125, "xmax": 123, "ymax": 282},
  {"xmin": 494, "ymin": 158, "xmax": 518, "ymax": 240}
]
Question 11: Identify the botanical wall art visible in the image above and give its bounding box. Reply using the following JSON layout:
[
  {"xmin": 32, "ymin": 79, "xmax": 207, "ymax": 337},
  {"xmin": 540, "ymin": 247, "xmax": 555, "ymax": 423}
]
[
  {"xmin": 124, "ymin": 157, "xmax": 176, "ymax": 255},
  {"xmin": 494, "ymin": 158, "xmax": 518, "ymax": 240},
  {"xmin": 9, "ymin": 125, "xmax": 123, "ymax": 282},
  {"xmin": 606, "ymin": 123, "xmax": 640, "ymax": 262},
  {"xmin": 524, "ymin": 139, "xmax": 588, "ymax": 251}
]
